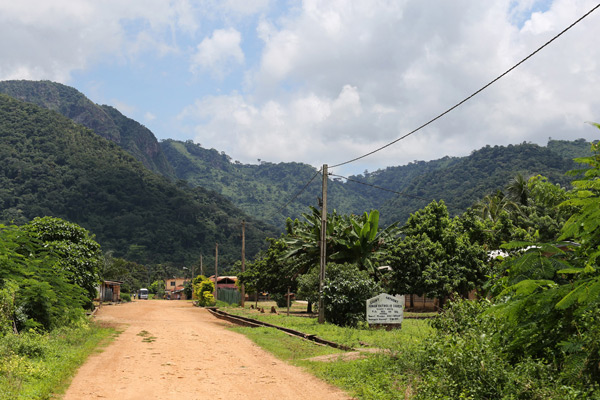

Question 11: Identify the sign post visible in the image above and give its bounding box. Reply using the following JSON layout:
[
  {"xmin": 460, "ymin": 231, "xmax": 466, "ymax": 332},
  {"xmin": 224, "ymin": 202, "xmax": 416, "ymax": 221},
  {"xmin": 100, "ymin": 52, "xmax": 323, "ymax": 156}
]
[{"xmin": 366, "ymin": 294, "xmax": 404, "ymax": 330}]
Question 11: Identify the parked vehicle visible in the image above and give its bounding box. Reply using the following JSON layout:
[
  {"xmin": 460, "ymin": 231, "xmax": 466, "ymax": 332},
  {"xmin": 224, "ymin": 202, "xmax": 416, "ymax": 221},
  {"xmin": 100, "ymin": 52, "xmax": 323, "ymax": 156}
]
[{"xmin": 138, "ymin": 288, "xmax": 149, "ymax": 300}]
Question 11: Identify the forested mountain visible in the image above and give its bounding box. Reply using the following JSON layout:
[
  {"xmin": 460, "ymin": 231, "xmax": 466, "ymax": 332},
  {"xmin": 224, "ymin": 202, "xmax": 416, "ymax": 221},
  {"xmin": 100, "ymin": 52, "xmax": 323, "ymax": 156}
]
[
  {"xmin": 0, "ymin": 94, "xmax": 277, "ymax": 267},
  {"xmin": 162, "ymin": 138, "xmax": 592, "ymax": 227},
  {"xmin": 160, "ymin": 139, "xmax": 371, "ymax": 227},
  {"xmin": 367, "ymin": 142, "xmax": 586, "ymax": 225},
  {"xmin": 0, "ymin": 80, "xmax": 175, "ymax": 178},
  {"xmin": 0, "ymin": 80, "xmax": 592, "ymax": 233}
]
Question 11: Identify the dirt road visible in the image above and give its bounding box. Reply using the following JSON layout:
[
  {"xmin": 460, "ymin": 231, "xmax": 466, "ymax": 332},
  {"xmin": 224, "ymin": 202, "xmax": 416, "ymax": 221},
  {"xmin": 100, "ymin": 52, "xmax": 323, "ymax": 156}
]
[{"xmin": 62, "ymin": 300, "xmax": 351, "ymax": 400}]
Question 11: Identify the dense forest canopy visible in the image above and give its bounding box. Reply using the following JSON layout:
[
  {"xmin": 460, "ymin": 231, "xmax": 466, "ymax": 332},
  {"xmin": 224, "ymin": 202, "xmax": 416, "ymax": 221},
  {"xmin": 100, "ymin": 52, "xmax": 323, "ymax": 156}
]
[
  {"xmin": 0, "ymin": 80, "xmax": 592, "ymax": 232},
  {"xmin": 162, "ymin": 137, "xmax": 592, "ymax": 228},
  {"xmin": 0, "ymin": 94, "xmax": 276, "ymax": 268},
  {"xmin": 0, "ymin": 80, "xmax": 175, "ymax": 178}
]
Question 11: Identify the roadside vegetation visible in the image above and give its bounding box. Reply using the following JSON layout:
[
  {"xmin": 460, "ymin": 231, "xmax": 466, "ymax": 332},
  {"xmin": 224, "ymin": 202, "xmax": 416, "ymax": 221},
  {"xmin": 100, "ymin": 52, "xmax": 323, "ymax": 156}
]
[
  {"xmin": 1, "ymin": 108, "xmax": 598, "ymax": 398},
  {"xmin": 0, "ymin": 324, "xmax": 116, "ymax": 399},
  {"xmin": 0, "ymin": 217, "xmax": 118, "ymax": 398},
  {"xmin": 225, "ymin": 126, "xmax": 600, "ymax": 399}
]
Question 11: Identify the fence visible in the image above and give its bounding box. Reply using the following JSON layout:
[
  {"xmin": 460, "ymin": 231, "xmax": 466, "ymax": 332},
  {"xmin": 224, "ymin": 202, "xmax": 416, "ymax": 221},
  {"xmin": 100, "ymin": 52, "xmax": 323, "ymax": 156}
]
[{"xmin": 217, "ymin": 288, "xmax": 241, "ymax": 305}]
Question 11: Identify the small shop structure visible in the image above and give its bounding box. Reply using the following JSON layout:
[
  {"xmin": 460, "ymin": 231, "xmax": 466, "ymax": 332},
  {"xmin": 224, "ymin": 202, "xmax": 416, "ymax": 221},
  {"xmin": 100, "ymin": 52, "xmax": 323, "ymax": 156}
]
[{"xmin": 96, "ymin": 280, "xmax": 122, "ymax": 303}]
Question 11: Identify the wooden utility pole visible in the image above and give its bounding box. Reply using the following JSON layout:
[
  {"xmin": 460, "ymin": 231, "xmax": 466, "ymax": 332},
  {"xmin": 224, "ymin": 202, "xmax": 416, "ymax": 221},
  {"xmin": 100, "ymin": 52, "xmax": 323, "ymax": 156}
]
[
  {"xmin": 318, "ymin": 164, "xmax": 328, "ymax": 324},
  {"xmin": 214, "ymin": 243, "xmax": 219, "ymax": 300},
  {"xmin": 200, "ymin": 254, "xmax": 203, "ymax": 276},
  {"xmin": 241, "ymin": 220, "xmax": 246, "ymax": 307}
]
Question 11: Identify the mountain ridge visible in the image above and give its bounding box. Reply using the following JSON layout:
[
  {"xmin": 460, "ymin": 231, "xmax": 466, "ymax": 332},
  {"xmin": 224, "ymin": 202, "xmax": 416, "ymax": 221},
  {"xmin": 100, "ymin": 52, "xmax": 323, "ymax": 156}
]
[
  {"xmin": 0, "ymin": 79, "xmax": 593, "ymax": 231},
  {"xmin": 0, "ymin": 93, "xmax": 276, "ymax": 267}
]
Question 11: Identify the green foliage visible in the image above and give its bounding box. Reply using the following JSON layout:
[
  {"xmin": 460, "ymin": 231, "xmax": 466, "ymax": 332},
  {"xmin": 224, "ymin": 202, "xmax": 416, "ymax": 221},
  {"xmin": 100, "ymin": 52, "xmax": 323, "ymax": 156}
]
[
  {"xmin": 101, "ymin": 254, "xmax": 147, "ymax": 293},
  {"xmin": 416, "ymin": 299, "xmax": 593, "ymax": 399},
  {"xmin": 284, "ymin": 207, "xmax": 399, "ymax": 277},
  {"xmin": 148, "ymin": 280, "xmax": 165, "ymax": 298},
  {"xmin": 0, "ymin": 323, "xmax": 115, "ymax": 399},
  {"xmin": 23, "ymin": 216, "xmax": 102, "ymax": 303},
  {"xmin": 379, "ymin": 141, "xmax": 585, "ymax": 226},
  {"xmin": 193, "ymin": 275, "xmax": 215, "ymax": 307},
  {"xmin": 322, "ymin": 263, "xmax": 380, "ymax": 327},
  {"xmin": 484, "ymin": 130, "xmax": 600, "ymax": 390},
  {"xmin": 0, "ymin": 80, "xmax": 175, "ymax": 178},
  {"xmin": 0, "ymin": 222, "xmax": 91, "ymax": 332},
  {"xmin": 162, "ymin": 138, "xmax": 590, "ymax": 230},
  {"xmin": 385, "ymin": 201, "xmax": 488, "ymax": 305},
  {"xmin": 160, "ymin": 139, "xmax": 372, "ymax": 228},
  {"xmin": 238, "ymin": 238, "xmax": 297, "ymax": 298},
  {"xmin": 0, "ymin": 93, "xmax": 276, "ymax": 267}
]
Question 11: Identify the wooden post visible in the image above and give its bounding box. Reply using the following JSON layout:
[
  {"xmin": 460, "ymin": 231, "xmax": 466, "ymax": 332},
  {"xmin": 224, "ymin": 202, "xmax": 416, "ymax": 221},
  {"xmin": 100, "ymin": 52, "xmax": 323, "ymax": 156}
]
[
  {"xmin": 287, "ymin": 286, "xmax": 291, "ymax": 316},
  {"xmin": 214, "ymin": 243, "xmax": 218, "ymax": 300},
  {"xmin": 241, "ymin": 220, "xmax": 246, "ymax": 307},
  {"xmin": 318, "ymin": 164, "xmax": 328, "ymax": 324},
  {"xmin": 200, "ymin": 254, "xmax": 203, "ymax": 276}
]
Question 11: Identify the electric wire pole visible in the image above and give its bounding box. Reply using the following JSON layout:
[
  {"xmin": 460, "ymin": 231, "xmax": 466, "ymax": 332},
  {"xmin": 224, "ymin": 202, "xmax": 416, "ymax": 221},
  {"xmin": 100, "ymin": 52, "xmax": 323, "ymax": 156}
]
[
  {"xmin": 214, "ymin": 243, "xmax": 218, "ymax": 300},
  {"xmin": 241, "ymin": 220, "xmax": 246, "ymax": 307},
  {"xmin": 318, "ymin": 164, "xmax": 328, "ymax": 324}
]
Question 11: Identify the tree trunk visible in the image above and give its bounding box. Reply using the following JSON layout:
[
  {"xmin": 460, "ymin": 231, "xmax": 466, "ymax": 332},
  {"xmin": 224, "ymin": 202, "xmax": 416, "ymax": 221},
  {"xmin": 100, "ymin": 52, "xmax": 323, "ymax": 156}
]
[
  {"xmin": 307, "ymin": 301, "xmax": 313, "ymax": 314},
  {"xmin": 438, "ymin": 296, "xmax": 445, "ymax": 310}
]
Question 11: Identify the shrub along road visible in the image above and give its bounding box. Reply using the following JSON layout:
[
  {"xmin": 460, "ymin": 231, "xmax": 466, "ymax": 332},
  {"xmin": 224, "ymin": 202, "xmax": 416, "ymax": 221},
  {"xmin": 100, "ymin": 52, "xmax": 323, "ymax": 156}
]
[{"xmin": 62, "ymin": 300, "xmax": 351, "ymax": 400}]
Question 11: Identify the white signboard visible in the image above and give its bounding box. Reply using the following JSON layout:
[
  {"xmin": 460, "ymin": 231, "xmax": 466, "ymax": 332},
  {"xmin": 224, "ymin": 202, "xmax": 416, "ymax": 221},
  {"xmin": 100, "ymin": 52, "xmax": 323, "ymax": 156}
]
[{"xmin": 366, "ymin": 293, "xmax": 404, "ymax": 324}]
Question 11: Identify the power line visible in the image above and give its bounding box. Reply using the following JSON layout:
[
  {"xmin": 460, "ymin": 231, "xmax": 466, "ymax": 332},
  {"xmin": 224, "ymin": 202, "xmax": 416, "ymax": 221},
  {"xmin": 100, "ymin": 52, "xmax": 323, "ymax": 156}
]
[
  {"xmin": 330, "ymin": 3, "xmax": 600, "ymax": 169},
  {"xmin": 271, "ymin": 168, "xmax": 322, "ymax": 218},
  {"xmin": 329, "ymin": 173, "xmax": 430, "ymax": 201}
]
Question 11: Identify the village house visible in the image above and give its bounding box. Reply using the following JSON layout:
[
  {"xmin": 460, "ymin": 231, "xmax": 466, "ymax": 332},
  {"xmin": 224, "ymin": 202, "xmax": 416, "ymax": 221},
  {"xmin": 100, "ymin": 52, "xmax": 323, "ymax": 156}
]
[{"xmin": 164, "ymin": 277, "xmax": 189, "ymax": 300}]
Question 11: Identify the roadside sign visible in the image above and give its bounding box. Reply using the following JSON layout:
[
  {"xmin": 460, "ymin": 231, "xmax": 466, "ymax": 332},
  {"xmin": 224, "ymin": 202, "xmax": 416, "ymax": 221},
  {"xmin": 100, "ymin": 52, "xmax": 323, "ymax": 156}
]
[{"xmin": 366, "ymin": 293, "xmax": 404, "ymax": 325}]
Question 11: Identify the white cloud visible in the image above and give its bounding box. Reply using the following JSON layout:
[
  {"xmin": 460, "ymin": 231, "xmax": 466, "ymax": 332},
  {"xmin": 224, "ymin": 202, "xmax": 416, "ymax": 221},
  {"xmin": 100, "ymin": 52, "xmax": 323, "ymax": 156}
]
[
  {"xmin": 144, "ymin": 112, "xmax": 157, "ymax": 121},
  {"xmin": 0, "ymin": 0, "xmax": 205, "ymax": 82},
  {"xmin": 190, "ymin": 28, "xmax": 245, "ymax": 78},
  {"xmin": 2, "ymin": 0, "xmax": 599, "ymax": 178},
  {"xmin": 181, "ymin": 0, "xmax": 600, "ymax": 176}
]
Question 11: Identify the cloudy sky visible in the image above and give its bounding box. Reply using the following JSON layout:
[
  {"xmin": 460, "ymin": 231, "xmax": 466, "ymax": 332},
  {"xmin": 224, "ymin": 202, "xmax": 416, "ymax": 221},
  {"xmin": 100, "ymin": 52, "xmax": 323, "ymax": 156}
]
[{"xmin": 1, "ymin": 0, "xmax": 599, "ymax": 176}]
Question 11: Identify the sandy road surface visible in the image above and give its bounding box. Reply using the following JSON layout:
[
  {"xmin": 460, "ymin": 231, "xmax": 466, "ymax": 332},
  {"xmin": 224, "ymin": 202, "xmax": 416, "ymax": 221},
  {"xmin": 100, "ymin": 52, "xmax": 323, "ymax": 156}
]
[{"xmin": 62, "ymin": 300, "xmax": 351, "ymax": 400}]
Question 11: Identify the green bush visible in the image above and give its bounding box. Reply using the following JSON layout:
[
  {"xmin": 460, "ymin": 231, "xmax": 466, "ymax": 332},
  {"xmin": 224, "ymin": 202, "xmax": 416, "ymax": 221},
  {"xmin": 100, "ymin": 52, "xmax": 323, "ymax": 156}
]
[
  {"xmin": 415, "ymin": 298, "xmax": 599, "ymax": 399},
  {"xmin": 322, "ymin": 263, "xmax": 380, "ymax": 327},
  {"xmin": 270, "ymin": 293, "xmax": 288, "ymax": 308},
  {"xmin": 193, "ymin": 276, "xmax": 215, "ymax": 307},
  {"xmin": 120, "ymin": 293, "xmax": 131, "ymax": 302}
]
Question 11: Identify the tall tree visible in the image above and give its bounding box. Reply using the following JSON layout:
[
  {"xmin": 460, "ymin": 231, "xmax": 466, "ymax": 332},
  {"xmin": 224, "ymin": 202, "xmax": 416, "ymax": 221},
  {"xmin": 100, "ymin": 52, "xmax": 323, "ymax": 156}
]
[{"xmin": 386, "ymin": 200, "xmax": 488, "ymax": 308}]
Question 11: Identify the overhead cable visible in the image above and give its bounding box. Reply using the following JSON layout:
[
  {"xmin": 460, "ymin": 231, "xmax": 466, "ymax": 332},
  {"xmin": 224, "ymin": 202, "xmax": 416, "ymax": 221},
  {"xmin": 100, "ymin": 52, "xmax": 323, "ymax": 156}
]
[
  {"xmin": 271, "ymin": 168, "xmax": 322, "ymax": 217},
  {"xmin": 330, "ymin": 3, "xmax": 600, "ymax": 169},
  {"xmin": 329, "ymin": 173, "xmax": 430, "ymax": 201}
]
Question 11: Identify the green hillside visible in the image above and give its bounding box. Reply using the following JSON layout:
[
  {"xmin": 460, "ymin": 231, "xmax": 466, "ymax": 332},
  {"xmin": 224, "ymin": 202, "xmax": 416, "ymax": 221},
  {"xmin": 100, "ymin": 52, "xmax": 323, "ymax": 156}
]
[
  {"xmin": 162, "ymin": 138, "xmax": 592, "ymax": 228},
  {"xmin": 160, "ymin": 139, "xmax": 372, "ymax": 227},
  {"xmin": 1, "ymin": 80, "xmax": 593, "ymax": 233},
  {"xmin": 0, "ymin": 94, "xmax": 276, "ymax": 267},
  {"xmin": 374, "ymin": 142, "xmax": 585, "ymax": 225},
  {"xmin": 0, "ymin": 80, "xmax": 175, "ymax": 178}
]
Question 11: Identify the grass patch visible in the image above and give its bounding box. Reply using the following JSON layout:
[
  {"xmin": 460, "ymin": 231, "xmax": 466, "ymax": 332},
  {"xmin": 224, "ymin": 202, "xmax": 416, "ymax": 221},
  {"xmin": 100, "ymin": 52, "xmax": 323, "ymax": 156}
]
[
  {"xmin": 223, "ymin": 302, "xmax": 432, "ymax": 350},
  {"xmin": 137, "ymin": 330, "xmax": 157, "ymax": 343},
  {"xmin": 0, "ymin": 322, "xmax": 118, "ymax": 400},
  {"xmin": 224, "ymin": 302, "xmax": 431, "ymax": 399}
]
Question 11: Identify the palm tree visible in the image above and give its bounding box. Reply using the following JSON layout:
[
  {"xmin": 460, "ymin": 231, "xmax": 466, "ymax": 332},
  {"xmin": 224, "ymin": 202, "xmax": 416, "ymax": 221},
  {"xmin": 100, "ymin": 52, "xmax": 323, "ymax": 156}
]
[
  {"xmin": 506, "ymin": 173, "xmax": 530, "ymax": 206},
  {"xmin": 474, "ymin": 190, "xmax": 521, "ymax": 223}
]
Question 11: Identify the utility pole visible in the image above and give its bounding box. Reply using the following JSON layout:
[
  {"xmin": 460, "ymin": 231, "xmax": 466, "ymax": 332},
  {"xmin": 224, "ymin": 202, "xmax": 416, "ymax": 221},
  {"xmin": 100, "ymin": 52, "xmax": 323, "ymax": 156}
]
[
  {"xmin": 200, "ymin": 254, "xmax": 203, "ymax": 276},
  {"xmin": 318, "ymin": 164, "xmax": 328, "ymax": 324},
  {"xmin": 241, "ymin": 220, "xmax": 246, "ymax": 307},
  {"xmin": 214, "ymin": 243, "xmax": 219, "ymax": 300}
]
